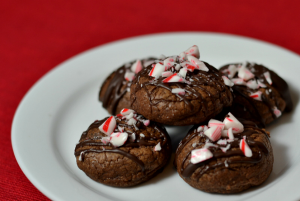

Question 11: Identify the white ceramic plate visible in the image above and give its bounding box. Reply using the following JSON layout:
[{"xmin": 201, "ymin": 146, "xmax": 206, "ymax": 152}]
[{"xmin": 12, "ymin": 32, "xmax": 300, "ymax": 201}]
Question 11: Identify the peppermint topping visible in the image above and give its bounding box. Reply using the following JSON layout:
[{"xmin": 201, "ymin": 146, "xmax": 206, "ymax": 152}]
[
  {"xmin": 147, "ymin": 45, "xmax": 208, "ymax": 84},
  {"xmin": 154, "ymin": 142, "xmax": 162, "ymax": 151},
  {"xmin": 131, "ymin": 60, "xmax": 143, "ymax": 74},
  {"xmin": 204, "ymin": 126, "xmax": 222, "ymax": 142},
  {"xmin": 273, "ymin": 106, "xmax": 282, "ymax": 117},
  {"xmin": 110, "ymin": 132, "xmax": 128, "ymax": 147},
  {"xmin": 191, "ymin": 148, "xmax": 213, "ymax": 164},
  {"xmin": 99, "ymin": 116, "xmax": 116, "ymax": 136},
  {"xmin": 124, "ymin": 72, "xmax": 135, "ymax": 81},
  {"xmin": 238, "ymin": 65, "xmax": 255, "ymax": 81},
  {"xmin": 264, "ymin": 71, "xmax": 272, "ymax": 85},
  {"xmin": 239, "ymin": 136, "xmax": 252, "ymax": 157},
  {"xmin": 120, "ymin": 108, "xmax": 135, "ymax": 116},
  {"xmin": 249, "ymin": 91, "xmax": 263, "ymax": 101},
  {"xmin": 222, "ymin": 76, "xmax": 234, "ymax": 87},
  {"xmin": 171, "ymin": 88, "xmax": 185, "ymax": 95},
  {"xmin": 223, "ymin": 112, "xmax": 244, "ymax": 133}
]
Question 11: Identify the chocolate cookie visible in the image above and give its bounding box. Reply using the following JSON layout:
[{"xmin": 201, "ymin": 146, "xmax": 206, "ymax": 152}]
[
  {"xmin": 175, "ymin": 113, "xmax": 273, "ymax": 194},
  {"xmin": 220, "ymin": 62, "xmax": 293, "ymax": 127},
  {"xmin": 130, "ymin": 46, "xmax": 233, "ymax": 126},
  {"xmin": 74, "ymin": 109, "xmax": 172, "ymax": 187},
  {"xmin": 99, "ymin": 58, "xmax": 156, "ymax": 115}
]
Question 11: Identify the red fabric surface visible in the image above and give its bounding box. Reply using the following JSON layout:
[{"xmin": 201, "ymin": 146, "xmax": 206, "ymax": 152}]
[{"xmin": 1, "ymin": 0, "xmax": 300, "ymax": 200}]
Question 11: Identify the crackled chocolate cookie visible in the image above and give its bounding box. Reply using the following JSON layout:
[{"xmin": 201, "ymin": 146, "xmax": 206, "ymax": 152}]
[
  {"xmin": 99, "ymin": 58, "xmax": 156, "ymax": 115},
  {"xmin": 220, "ymin": 62, "xmax": 293, "ymax": 127},
  {"xmin": 130, "ymin": 46, "xmax": 233, "ymax": 126},
  {"xmin": 74, "ymin": 109, "xmax": 172, "ymax": 187},
  {"xmin": 175, "ymin": 113, "xmax": 273, "ymax": 194}
]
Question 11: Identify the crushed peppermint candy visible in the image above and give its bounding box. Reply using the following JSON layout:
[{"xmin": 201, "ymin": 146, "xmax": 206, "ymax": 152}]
[
  {"xmin": 264, "ymin": 71, "xmax": 272, "ymax": 85},
  {"xmin": 191, "ymin": 148, "xmax": 213, "ymax": 164},
  {"xmin": 110, "ymin": 132, "xmax": 128, "ymax": 147},
  {"xmin": 171, "ymin": 88, "xmax": 185, "ymax": 95},
  {"xmin": 99, "ymin": 116, "xmax": 116, "ymax": 136},
  {"xmin": 154, "ymin": 142, "xmax": 161, "ymax": 151},
  {"xmin": 249, "ymin": 91, "xmax": 263, "ymax": 101}
]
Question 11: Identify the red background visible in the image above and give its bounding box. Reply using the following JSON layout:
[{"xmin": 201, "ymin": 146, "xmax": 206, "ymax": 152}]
[{"xmin": 1, "ymin": 0, "xmax": 300, "ymax": 200}]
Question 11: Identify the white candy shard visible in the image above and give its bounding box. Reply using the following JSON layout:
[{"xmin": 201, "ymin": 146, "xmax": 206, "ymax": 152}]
[
  {"xmin": 184, "ymin": 45, "xmax": 200, "ymax": 59},
  {"xmin": 163, "ymin": 57, "xmax": 175, "ymax": 69},
  {"xmin": 232, "ymin": 78, "xmax": 247, "ymax": 85},
  {"xmin": 149, "ymin": 63, "xmax": 165, "ymax": 77},
  {"xmin": 124, "ymin": 72, "xmax": 135, "ymax": 81},
  {"xmin": 130, "ymin": 133, "xmax": 136, "ymax": 141},
  {"xmin": 127, "ymin": 118, "xmax": 137, "ymax": 125},
  {"xmin": 227, "ymin": 64, "xmax": 238, "ymax": 78},
  {"xmin": 246, "ymin": 80, "xmax": 259, "ymax": 89},
  {"xmin": 131, "ymin": 60, "xmax": 143, "ymax": 74},
  {"xmin": 208, "ymin": 119, "xmax": 225, "ymax": 129},
  {"xmin": 187, "ymin": 55, "xmax": 209, "ymax": 72},
  {"xmin": 179, "ymin": 68, "xmax": 188, "ymax": 78},
  {"xmin": 175, "ymin": 63, "xmax": 181, "ymax": 70},
  {"xmin": 249, "ymin": 91, "xmax": 262, "ymax": 101},
  {"xmin": 239, "ymin": 136, "xmax": 252, "ymax": 157},
  {"xmin": 204, "ymin": 141, "xmax": 218, "ymax": 148},
  {"xmin": 143, "ymin": 119, "xmax": 150, "ymax": 126},
  {"xmin": 203, "ymin": 125, "xmax": 208, "ymax": 132},
  {"xmin": 197, "ymin": 125, "xmax": 204, "ymax": 132},
  {"xmin": 257, "ymin": 80, "xmax": 267, "ymax": 88},
  {"xmin": 178, "ymin": 52, "xmax": 187, "ymax": 62},
  {"xmin": 163, "ymin": 73, "xmax": 185, "ymax": 83},
  {"xmin": 162, "ymin": 71, "xmax": 173, "ymax": 77},
  {"xmin": 125, "ymin": 112, "xmax": 134, "ymax": 120},
  {"xmin": 101, "ymin": 137, "xmax": 110, "ymax": 145},
  {"xmin": 171, "ymin": 88, "xmax": 185, "ymax": 95},
  {"xmin": 223, "ymin": 112, "xmax": 244, "ymax": 134},
  {"xmin": 264, "ymin": 71, "xmax": 272, "ymax": 85},
  {"xmin": 118, "ymin": 126, "xmax": 124, "ymax": 132},
  {"xmin": 217, "ymin": 139, "xmax": 227, "ymax": 145},
  {"xmin": 221, "ymin": 144, "xmax": 231, "ymax": 153},
  {"xmin": 273, "ymin": 107, "xmax": 282, "ymax": 118},
  {"xmin": 204, "ymin": 126, "xmax": 222, "ymax": 142},
  {"xmin": 191, "ymin": 148, "xmax": 213, "ymax": 164},
  {"xmin": 120, "ymin": 108, "xmax": 135, "ymax": 116},
  {"xmin": 227, "ymin": 127, "xmax": 234, "ymax": 140},
  {"xmin": 110, "ymin": 132, "xmax": 128, "ymax": 147},
  {"xmin": 222, "ymin": 76, "xmax": 234, "ymax": 87},
  {"xmin": 154, "ymin": 142, "xmax": 161, "ymax": 151},
  {"xmin": 140, "ymin": 133, "xmax": 145, "ymax": 138},
  {"xmin": 238, "ymin": 65, "xmax": 255, "ymax": 81},
  {"xmin": 99, "ymin": 116, "xmax": 116, "ymax": 136}
]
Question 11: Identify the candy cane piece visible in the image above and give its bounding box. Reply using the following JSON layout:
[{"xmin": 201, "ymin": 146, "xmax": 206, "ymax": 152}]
[
  {"xmin": 204, "ymin": 126, "xmax": 222, "ymax": 141},
  {"xmin": 131, "ymin": 60, "xmax": 143, "ymax": 74},
  {"xmin": 239, "ymin": 136, "xmax": 252, "ymax": 157},
  {"xmin": 191, "ymin": 148, "xmax": 213, "ymax": 164},
  {"xmin": 223, "ymin": 112, "xmax": 244, "ymax": 134},
  {"xmin": 110, "ymin": 132, "xmax": 128, "ymax": 147},
  {"xmin": 99, "ymin": 116, "xmax": 116, "ymax": 136}
]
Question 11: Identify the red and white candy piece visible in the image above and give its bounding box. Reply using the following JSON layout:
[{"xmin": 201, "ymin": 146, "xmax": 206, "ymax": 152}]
[
  {"xmin": 171, "ymin": 88, "xmax": 185, "ymax": 95},
  {"xmin": 223, "ymin": 112, "xmax": 244, "ymax": 134},
  {"xmin": 179, "ymin": 68, "xmax": 188, "ymax": 78},
  {"xmin": 162, "ymin": 71, "xmax": 173, "ymax": 77},
  {"xmin": 197, "ymin": 125, "xmax": 208, "ymax": 132},
  {"xmin": 222, "ymin": 76, "xmax": 234, "ymax": 87},
  {"xmin": 163, "ymin": 57, "xmax": 175, "ymax": 69},
  {"xmin": 99, "ymin": 116, "xmax": 116, "ymax": 136},
  {"xmin": 238, "ymin": 65, "xmax": 255, "ymax": 81},
  {"xmin": 124, "ymin": 72, "xmax": 135, "ymax": 81},
  {"xmin": 264, "ymin": 71, "xmax": 272, "ymax": 85},
  {"xmin": 239, "ymin": 136, "xmax": 252, "ymax": 157},
  {"xmin": 227, "ymin": 127, "xmax": 234, "ymax": 140},
  {"xmin": 221, "ymin": 144, "xmax": 231, "ymax": 153},
  {"xmin": 221, "ymin": 129, "xmax": 228, "ymax": 137},
  {"xmin": 130, "ymin": 133, "xmax": 136, "ymax": 141},
  {"xmin": 184, "ymin": 45, "xmax": 200, "ymax": 59},
  {"xmin": 208, "ymin": 119, "xmax": 225, "ymax": 129},
  {"xmin": 131, "ymin": 60, "xmax": 143, "ymax": 74},
  {"xmin": 246, "ymin": 80, "xmax": 259, "ymax": 89},
  {"xmin": 154, "ymin": 142, "xmax": 161, "ymax": 151},
  {"xmin": 110, "ymin": 132, "xmax": 128, "ymax": 147},
  {"xmin": 227, "ymin": 64, "xmax": 238, "ymax": 78},
  {"xmin": 232, "ymin": 78, "xmax": 247, "ymax": 85},
  {"xmin": 143, "ymin": 119, "xmax": 150, "ymax": 126},
  {"xmin": 149, "ymin": 63, "xmax": 165, "ymax": 77},
  {"xmin": 191, "ymin": 148, "xmax": 213, "ymax": 164},
  {"xmin": 101, "ymin": 137, "xmax": 110, "ymax": 145},
  {"xmin": 273, "ymin": 106, "xmax": 282, "ymax": 118},
  {"xmin": 249, "ymin": 91, "xmax": 262, "ymax": 101},
  {"xmin": 118, "ymin": 126, "xmax": 124, "ymax": 132},
  {"xmin": 178, "ymin": 52, "xmax": 187, "ymax": 62},
  {"xmin": 163, "ymin": 73, "xmax": 185, "ymax": 83},
  {"xmin": 187, "ymin": 55, "xmax": 209, "ymax": 72},
  {"xmin": 217, "ymin": 139, "xmax": 227, "ymax": 145},
  {"xmin": 204, "ymin": 126, "xmax": 222, "ymax": 142},
  {"xmin": 120, "ymin": 108, "xmax": 135, "ymax": 116}
]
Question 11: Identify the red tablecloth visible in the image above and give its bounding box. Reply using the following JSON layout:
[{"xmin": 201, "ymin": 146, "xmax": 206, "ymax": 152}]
[{"xmin": 1, "ymin": 0, "xmax": 300, "ymax": 200}]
